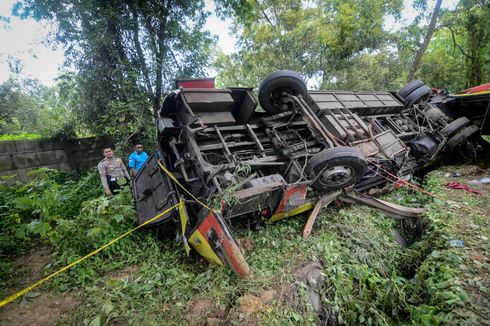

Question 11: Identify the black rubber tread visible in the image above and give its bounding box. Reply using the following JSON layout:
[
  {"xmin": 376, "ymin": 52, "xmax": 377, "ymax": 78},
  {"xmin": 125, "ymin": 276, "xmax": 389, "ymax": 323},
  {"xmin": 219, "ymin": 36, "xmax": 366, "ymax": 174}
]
[
  {"xmin": 306, "ymin": 147, "xmax": 363, "ymax": 171},
  {"xmin": 405, "ymin": 85, "xmax": 432, "ymax": 107},
  {"xmin": 305, "ymin": 146, "xmax": 367, "ymax": 191},
  {"xmin": 440, "ymin": 117, "xmax": 471, "ymax": 137},
  {"xmin": 398, "ymin": 80, "xmax": 424, "ymax": 99},
  {"xmin": 258, "ymin": 70, "xmax": 307, "ymax": 114},
  {"xmin": 446, "ymin": 125, "xmax": 480, "ymax": 150}
]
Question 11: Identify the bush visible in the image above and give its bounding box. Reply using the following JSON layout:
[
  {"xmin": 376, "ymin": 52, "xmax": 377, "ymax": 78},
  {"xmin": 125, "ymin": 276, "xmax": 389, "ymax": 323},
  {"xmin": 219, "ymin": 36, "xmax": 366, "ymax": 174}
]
[
  {"xmin": 0, "ymin": 169, "xmax": 103, "ymax": 280},
  {"xmin": 0, "ymin": 133, "xmax": 42, "ymax": 141}
]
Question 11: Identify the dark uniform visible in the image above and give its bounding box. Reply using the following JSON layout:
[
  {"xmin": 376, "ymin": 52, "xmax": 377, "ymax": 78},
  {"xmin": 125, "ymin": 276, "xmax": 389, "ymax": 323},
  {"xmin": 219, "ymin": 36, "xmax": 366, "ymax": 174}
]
[{"xmin": 98, "ymin": 157, "xmax": 131, "ymax": 195}]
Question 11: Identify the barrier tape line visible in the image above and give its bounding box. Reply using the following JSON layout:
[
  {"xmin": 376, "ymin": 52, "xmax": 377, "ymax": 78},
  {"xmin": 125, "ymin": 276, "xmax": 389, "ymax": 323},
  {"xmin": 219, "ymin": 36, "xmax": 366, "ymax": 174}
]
[
  {"xmin": 327, "ymin": 131, "xmax": 485, "ymax": 215},
  {"xmin": 366, "ymin": 160, "xmax": 488, "ymax": 216},
  {"xmin": 2, "ymin": 138, "xmax": 479, "ymax": 307},
  {"xmin": 0, "ymin": 202, "xmax": 181, "ymax": 309},
  {"xmin": 157, "ymin": 160, "xmax": 214, "ymax": 212},
  {"xmin": 1, "ymin": 158, "xmax": 214, "ymax": 309}
]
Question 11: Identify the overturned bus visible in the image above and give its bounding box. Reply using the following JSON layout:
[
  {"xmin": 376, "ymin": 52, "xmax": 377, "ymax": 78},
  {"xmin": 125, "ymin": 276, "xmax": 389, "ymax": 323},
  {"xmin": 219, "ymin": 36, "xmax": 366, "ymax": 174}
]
[{"xmin": 132, "ymin": 71, "xmax": 486, "ymax": 276}]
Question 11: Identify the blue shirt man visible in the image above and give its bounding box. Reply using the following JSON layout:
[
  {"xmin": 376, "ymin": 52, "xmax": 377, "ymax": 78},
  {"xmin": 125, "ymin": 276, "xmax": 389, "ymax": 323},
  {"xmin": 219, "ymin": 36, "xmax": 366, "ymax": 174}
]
[{"xmin": 128, "ymin": 143, "xmax": 149, "ymax": 176}]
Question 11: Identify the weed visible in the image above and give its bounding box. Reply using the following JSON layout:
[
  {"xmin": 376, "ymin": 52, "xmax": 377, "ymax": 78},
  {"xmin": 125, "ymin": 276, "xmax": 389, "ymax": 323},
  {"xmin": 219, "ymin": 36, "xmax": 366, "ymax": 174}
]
[{"xmin": 1, "ymin": 168, "xmax": 482, "ymax": 325}]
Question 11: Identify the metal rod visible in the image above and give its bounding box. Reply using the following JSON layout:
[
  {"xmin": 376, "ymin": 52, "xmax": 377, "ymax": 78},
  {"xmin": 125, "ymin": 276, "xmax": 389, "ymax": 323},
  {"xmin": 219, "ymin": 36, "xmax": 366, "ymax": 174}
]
[
  {"xmin": 480, "ymin": 95, "xmax": 490, "ymax": 135},
  {"xmin": 214, "ymin": 125, "xmax": 233, "ymax": 158},
  {"xmin": 293, "ymin": 96, "xmax": 337, "ymax": 147},
  {"xmin": 246, "ymin": 123, "xmax": 265, "ymax": 154}
]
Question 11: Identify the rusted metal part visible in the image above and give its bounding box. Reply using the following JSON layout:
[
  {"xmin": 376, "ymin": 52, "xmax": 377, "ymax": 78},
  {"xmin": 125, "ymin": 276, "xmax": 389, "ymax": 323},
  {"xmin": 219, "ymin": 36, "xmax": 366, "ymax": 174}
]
[
  {"xmin": 339, "ymin": 188, "xmax": 425, "ymax": 219},
  {"xmin": 267, "ymin": 184, "xmax": 310, "ymax": 223},
  {"xmin": 293, "ymin": 95, "xmax": 337, "ymax": 147},
  {"xmin": 302, "ymin": 191, "xmax": 341, "ymax": 239},
  {"xmin": 302, "ymin": 187, "xmax": 424, "ymax": 239}
]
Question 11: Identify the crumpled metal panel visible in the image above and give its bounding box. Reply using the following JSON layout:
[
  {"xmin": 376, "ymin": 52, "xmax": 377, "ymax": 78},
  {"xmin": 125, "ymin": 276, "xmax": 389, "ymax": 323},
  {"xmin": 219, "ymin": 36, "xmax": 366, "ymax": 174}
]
[{"xmin": 132, "ymin": 153, "xmax": 178, "ymax": 225}]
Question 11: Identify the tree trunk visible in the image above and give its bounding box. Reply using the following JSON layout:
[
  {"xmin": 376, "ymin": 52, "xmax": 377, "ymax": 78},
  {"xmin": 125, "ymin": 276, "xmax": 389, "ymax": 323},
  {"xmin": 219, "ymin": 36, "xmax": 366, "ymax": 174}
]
[
  {"xmin": 465, "ymin": 12, "xmax": 482, "ymax": 87},
  {"xmin": 153, "ymin": 0, "xmax": 170, "ymax": 117},
  {"xmin": 406, "ymin": 0, "xmax": 443, "ymax": 82},
  {"xmin": 130, "ymin": 5, "xmax": 154, "ymax": 101}
]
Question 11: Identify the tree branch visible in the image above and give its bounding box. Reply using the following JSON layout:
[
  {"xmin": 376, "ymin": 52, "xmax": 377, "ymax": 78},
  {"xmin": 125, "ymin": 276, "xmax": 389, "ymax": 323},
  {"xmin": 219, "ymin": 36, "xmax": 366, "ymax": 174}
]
[
  {"xmin": 169, "ymin": 48, "xmax": 183, "ymax": 75},
  {"xmin": 143, "ymin": 15, "xmax": 158, "ymax": 56},
  {"xmin": 437, "ymin": 24, "xmax": 474, "ymax": 59},
  {"xmin": 0, "ymin": 112, "xmax": 13, "ymax": 122},
  {"xmin": 254, "ymin": 0, "xmax": 274, "ymax": 27},
  {"xmin": 407, "ymin": 0, "xmax": 442, "ymax": 82}
]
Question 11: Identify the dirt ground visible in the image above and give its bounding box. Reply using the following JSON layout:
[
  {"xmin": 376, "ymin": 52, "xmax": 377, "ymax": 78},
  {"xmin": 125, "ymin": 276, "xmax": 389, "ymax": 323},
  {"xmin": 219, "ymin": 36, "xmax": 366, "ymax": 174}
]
[{"xmin": 0, "ymin": 247, "xmax": 79, "ymax": 326}]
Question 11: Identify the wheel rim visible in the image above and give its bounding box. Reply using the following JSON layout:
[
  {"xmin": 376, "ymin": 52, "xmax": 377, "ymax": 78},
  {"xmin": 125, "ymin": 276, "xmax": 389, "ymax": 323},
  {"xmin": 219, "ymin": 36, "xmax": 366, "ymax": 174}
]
[{"xmin": 318, "ymin": 165, "xmax": 353, "ymax": 187}]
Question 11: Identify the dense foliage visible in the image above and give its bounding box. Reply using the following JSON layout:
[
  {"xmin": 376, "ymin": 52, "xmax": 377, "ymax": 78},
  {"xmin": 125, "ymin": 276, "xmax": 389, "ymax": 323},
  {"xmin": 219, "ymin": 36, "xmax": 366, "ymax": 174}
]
[
  {"xmin": 0, "ymin": 76, "xmax": 79, "ymax": 138},
  {"xmin": 215, "ymin": 0, "xmax": 404, "ymax": 89},
  {"xmin": 1, "ymin": 0, "xmax": 488, "ymax": 142},
  {"xmin": 0, "ymin": 169, "xmax": 482, "ymax": 325},
  {"xmin": 215, "ymin": 0, "xmax": 490, "ymax": 92},
  {"xmin": 0, "ymin": 169, "xmax": 145, "ymax": 285},
  {"xmin": 12, "ymin": 0, "xmax": 216, "ymax": 147}
]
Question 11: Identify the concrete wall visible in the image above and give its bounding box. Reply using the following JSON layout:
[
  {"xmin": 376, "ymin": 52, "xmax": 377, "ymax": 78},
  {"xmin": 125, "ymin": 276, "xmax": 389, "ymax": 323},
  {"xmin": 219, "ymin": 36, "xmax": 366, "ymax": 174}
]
[{"xmin": 0, "ymin": 136, "xmax": 112, "ymax": 182}]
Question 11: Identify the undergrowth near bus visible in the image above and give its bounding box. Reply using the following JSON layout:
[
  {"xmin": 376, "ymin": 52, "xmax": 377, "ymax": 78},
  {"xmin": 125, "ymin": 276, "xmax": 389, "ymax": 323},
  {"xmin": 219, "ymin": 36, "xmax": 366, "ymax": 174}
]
[{"xmin": 0, "ymin": 169, "xmax": 479, "ymax": 325}]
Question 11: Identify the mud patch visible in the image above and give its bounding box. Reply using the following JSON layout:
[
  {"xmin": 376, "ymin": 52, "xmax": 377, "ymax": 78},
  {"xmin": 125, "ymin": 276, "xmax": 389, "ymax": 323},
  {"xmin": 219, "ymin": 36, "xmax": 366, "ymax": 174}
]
[
  {"xmin": 237, "ymin": 238, "xmax": 256, "ymax": 252},
  {"xmin": 0, "ymin": 293, "xmax": 78, "ymax": 326},
  {"xmin": 8, "ymin": 246, "xmax": 51, "ymax": 290},
  {"xmin": 238, "ymin": 290, "xmax": 276, "ymax": 315},
  {"xmin": 184, "ymin": 297, "xmax": 227, "ymax": 325},
  {"xmin": 0, "ymin": 246, "xmax": 80, "ymax": 326}
]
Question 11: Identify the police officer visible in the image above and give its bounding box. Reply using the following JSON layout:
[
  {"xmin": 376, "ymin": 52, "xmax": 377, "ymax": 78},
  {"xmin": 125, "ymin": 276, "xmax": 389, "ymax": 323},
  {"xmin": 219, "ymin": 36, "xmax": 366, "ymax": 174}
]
[
  {"xmin": 128, "ymin": 142, "xmax": 149, "ymax": 177},
  {"xmin": 98, "ymin": 146, "xmax": 130, "ymax": 196}
]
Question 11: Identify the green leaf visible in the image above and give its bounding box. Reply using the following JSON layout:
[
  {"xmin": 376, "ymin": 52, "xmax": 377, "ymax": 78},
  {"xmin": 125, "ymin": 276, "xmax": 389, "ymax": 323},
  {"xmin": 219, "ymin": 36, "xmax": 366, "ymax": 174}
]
[
  {"xmin": 25, "ymin": 291, "xmax": 41, "ymax": 298},
  {"xmin": 89, "ymin": 316, "xmax": 101, "ymax": 326},
  {"xmin": 37, "ymin": 222, "xmax": 51, "ymax": 237},
  {"xmin": 112, "ymin": 214, "xmax": 124, "ymax": 223},
  {"xmin": 102, "ymin": 302, "xmax": 114, "ymax": 315},
  {"xmin": 87, "ymin": 227, "xmax": 102, "ymax": 238},
  {"xmin": 14, "ymin": 196, "xmax": 33, "ymax": 210},
  {"xmin": 15, "ymin": 227, "xmax": 26, "ymax": 239}
]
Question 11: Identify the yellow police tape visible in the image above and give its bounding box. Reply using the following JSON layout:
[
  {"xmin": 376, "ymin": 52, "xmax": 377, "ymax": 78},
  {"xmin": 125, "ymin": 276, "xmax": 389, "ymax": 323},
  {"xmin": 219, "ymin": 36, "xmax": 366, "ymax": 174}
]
[
  {"xmin": 0, "ymin": 202, "xmax": 181, "ymax": 309},
  {"xmin": 1, "ymin": 158, "xmax": 212, "ymax": 308},
  {"xmin": 157, "ymin": 160, "xmax": 214, "ymax": 212}
]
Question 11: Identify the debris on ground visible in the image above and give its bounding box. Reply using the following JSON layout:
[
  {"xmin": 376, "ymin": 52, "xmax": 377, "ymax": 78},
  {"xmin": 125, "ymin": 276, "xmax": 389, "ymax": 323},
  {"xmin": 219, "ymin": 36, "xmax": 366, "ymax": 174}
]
[
  {"xmin": 237, "ymin": 238, "xmax": 256, "ymax": 252},
  {"xmin": 469, "ymin": 177, "xmax": 490, "ymax": 184},
  {"xmin": 449, "ymin": 239, "xmax": 465, "ymax": 248},
  {"xmin": 446, "ymin": 181, "xmax": 480, "ymax": 194},
  {"xmin": 293, "ymin": 262, "xmax": 326, "ymax": 319},
  {"xmin": 104, "ymin": 265, "xmax": 140, "ymax": 282}
]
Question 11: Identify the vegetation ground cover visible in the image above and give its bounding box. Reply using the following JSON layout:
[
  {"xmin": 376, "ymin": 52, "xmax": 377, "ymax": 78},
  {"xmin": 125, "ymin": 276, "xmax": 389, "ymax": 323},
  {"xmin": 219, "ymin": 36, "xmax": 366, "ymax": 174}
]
[
  {"xmin": 0, "ymin": 164, "xmax": 488, "ymax": 325},
  {"xmin": 1, "ymin": 1, "xmax": 489, "ymax": 324}
]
